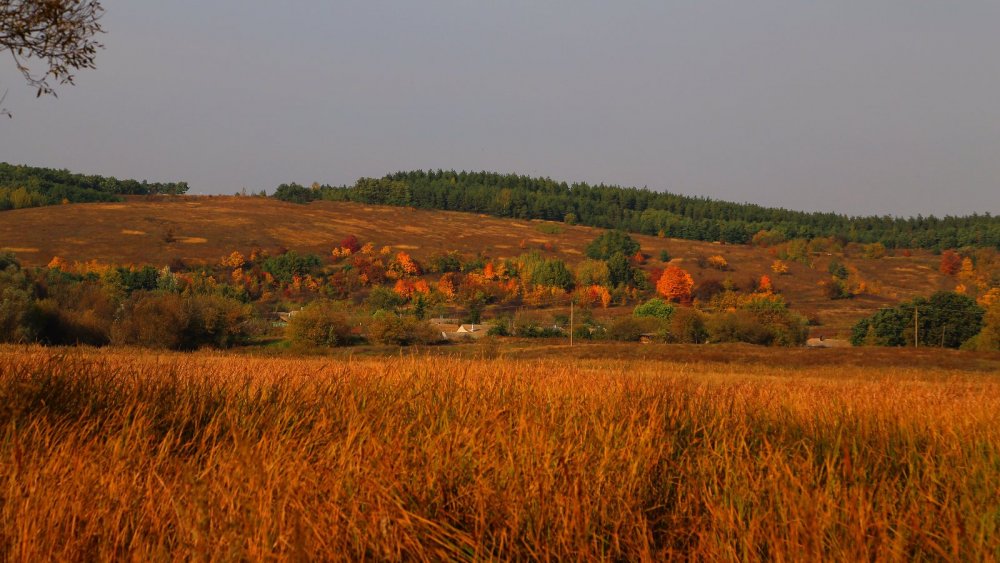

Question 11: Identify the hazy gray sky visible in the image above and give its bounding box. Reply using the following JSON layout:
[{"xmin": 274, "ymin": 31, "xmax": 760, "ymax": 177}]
[{"xmin": 2, "ymin": 1, "xmax": 998, "ymax": 217}]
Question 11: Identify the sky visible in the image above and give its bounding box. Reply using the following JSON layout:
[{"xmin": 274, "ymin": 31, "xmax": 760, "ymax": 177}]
[{"xmin": 1, "ymin": 1, "xmax": 999, "ymax": 217}]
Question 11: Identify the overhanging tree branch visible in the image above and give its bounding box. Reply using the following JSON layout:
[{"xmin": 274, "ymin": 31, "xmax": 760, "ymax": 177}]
[{"xmin": 1, "ymin": 0, "xmax": 104, "ymax": 115}]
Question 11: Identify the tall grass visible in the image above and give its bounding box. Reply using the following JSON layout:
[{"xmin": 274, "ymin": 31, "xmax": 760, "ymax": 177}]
[{"xmin": 1, "ymin": 345, "xmax": 998, "ymax": 560}]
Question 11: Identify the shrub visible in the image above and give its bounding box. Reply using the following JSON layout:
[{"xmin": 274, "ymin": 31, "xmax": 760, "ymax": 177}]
[
  {"xmin": 667, "ymin": 308, "xmax": 708, "ymax": 344},
  {"xmin": 261, "ymin": 251, "xmax": 322, "ymax": 284},
  {"xmin": 659, "ymin": 249, "xmax": 671, "ymax": 263},
  {"xmin": 272, "ymin": 183, "xmax": 317, "ymax": 204},
  {"xmin": 366, "ymin": 312, "xmax": 440, "ymax": 345},
  {"xmin": 607, "ymin": 317, "xmax": 643, "ymax": 342},
  {"xmin": 585, "ymin": 231, "xmax": 640, "ymax": 260},
  {"xmin": 286, "ymin": 301, "xmax": 355, "ymax": 348},
  {"xmin": 514, "ymin": 321, "xmax": 563, "ymax": 338},
  {"xmin": 33, "ymin": 281, "xmax": 115, "ymax": 346},
  {"xmin": 828, "ymin": 260, "xmax": 849, "ymax": 280},
  {"xmin": 487, "ymin": 320, "xmax": 511, "ymax": 337},
  {"xmin": 366, "ymin": 286, "xmax": 404, "ymax": 313},
  {"xmin": 0, "ymin": 251, "xmax": 19, "ymax": 271},
  {"xmin": 633, "ymin": 298, "xmax": 675, "ymax": 320},
  {"xmin": 967, "ymin": 301, "xmax": 1000, "ymax": 351},
  {"xmin": 428, "ymin": 252, "xmax": 463, "ymax": 273},
  {"xmin": 111, "ymin": 293, "xmax": 252, "ymax": 350},
  {"xmin": 707, "ymin": 311, "xmax": 775, "ymax": 346},
  {"xmin": 706, "ymin": 255, "xmax": 728, "ymax": 270},
  {"xmin": 692, "ymin": 279, "xmax": 725, "ymax": 302},
  {"xmin": 862, "ymin": 243, "xmax": 886, "ymax": 260}
]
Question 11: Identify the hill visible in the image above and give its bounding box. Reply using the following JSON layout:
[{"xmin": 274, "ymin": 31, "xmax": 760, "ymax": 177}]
[{"xmin": 0, "ymin": 195, "xmax": 967, "ymax": 336}]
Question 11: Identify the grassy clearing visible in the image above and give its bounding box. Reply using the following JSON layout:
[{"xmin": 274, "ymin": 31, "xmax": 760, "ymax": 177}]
[{"xmin": 1, "ymin": 345, "xmax": 999, "ymax": 560}]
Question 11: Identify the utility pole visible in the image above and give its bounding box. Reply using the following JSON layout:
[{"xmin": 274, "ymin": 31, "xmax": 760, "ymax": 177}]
[
  {"xmin": 914, "ymin": 306, "xmax": 919, "ymax": 348},
  {"xmin": 569, "ymin": 300, "xmax": 574, "ymax": 347}
]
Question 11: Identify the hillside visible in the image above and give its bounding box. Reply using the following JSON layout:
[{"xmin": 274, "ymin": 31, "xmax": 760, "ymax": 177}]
[{"xmin": 0, "ymin": 195, "xmax": 962, "ymax": 335}]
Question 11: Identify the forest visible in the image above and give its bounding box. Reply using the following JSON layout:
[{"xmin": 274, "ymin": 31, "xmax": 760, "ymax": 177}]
[
  {"xmin": 0, "ymin": 162, "xmax": 189, "ymax": 210},
  {"xmin": 275, "ymin": 170, "xmax": 1000, "ymax": 250}
]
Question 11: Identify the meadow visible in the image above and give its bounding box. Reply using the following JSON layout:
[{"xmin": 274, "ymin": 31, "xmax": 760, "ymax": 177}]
[{"xmin": 2, "ymin": 344, "xmax": 999, "ymax": 560}]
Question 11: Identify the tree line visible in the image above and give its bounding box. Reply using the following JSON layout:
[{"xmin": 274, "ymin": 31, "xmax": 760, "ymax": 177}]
[
  {"xmin": 273, "ymin": 170, "xmax": 1000, "ymax": 250},
  {"xmin": 0, "ymin": 162, "xmax": 189, "ymax": 211}
]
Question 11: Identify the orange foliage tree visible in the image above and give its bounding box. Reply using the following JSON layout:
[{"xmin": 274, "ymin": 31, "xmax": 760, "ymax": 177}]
[
  {"xmin": 220, "ymin": 251, "xmax": 246, "ymax": 269},
  {"xmin": 656, "ymin": 266, "xmax": 694, "ymax": 303},
  {"xmin": 758, "ymin": 275, "xmax": 773, "ymax": 294},
  {"xmin": 394, "ymin": 252, "xmax": 422, "ymax": 277}
]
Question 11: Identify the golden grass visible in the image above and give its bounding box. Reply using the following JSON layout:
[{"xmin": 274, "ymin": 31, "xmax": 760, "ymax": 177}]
[{"xmin": 1, "ymin": 345, "xmax": 998, "ymax": 560}]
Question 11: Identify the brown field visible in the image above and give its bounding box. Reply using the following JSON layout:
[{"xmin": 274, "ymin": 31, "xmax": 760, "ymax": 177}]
[
  {"xmin": 0, "ymin": 196, "xmax": 960, "ymax": 336},
  {"xmin": 1, "ymin": 344, "xmax": 999, "ymax": 560}
]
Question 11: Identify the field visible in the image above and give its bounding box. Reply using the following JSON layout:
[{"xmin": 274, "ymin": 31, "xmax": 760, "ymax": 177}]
[
  {"xmin": 2, "ymin": 344, "xmax": 999, "ymax": 560},
  {"xmin": 0, "ymin": 196, "xmax": 960, "ymax": 336}
]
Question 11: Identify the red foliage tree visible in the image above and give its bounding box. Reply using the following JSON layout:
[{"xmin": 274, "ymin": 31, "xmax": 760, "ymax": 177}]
[
  {"xmin": 340, "ymin": 235, "xmax": 361, "ymax": 254},
  {"xmin": 940, "ymin": 250, "xmax": 962, "ymax": 276}
]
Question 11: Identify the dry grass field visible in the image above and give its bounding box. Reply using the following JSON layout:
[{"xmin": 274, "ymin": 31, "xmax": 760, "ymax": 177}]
[
  {"xmin": 2, "ymin": 344, "xmax": 999, "ymax": 560},
  {"xmin": 0, "ymin": 196, "xmax": 959, "ymax": 335}
]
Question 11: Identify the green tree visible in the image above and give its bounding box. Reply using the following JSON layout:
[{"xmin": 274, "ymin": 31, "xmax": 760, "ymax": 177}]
[
  {"xmin": 633, "ymin": 298, "xmax": 675, "ymax": 320},
  {"xmin": 851, "ymin": 291, "xmax": 984, "ymax": 348},
  {"xmin": 531, "ymin": 259, "xmax": 573, "ymax": 290},
  {"xmin": 585, "ymin": 231, "xmax": 640, "ymax": 260}
]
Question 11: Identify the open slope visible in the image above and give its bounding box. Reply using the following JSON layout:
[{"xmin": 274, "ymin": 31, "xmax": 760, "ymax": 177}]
[{"xmin": 0, "ymin": 195, "xmax": 959, "ymax": 334}]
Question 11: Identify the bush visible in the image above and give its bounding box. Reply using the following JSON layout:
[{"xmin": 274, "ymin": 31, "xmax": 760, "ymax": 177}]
[
  {"xmin": 633, "ymin": 298, "xmax": 675, "ymax": 320},
  {"xmin": 692, "ymin": 279, "xmax": 725, "ymax": 302},
  {"xmin": 707, "ymin": 311, "xmax": 774, "ymax": 345},
  {"xmin": 585, "ymin": 231, "xmax": 640, "ymax": 260},
  {"xmin": 966, "ymin": 302, "xmax": 1000, "ymax": 351},
  {"xmin": 428, "ymin": 252, "xmax": 462, "ymax": 273},
  {"xmin": 667, "ymin": 309, "xmax": 708, "ymax": 344},
  {"xmin": 0, "ymin": 264, "xmax": 41, "ymax": 343},
  {"xmin": 659, "ymin": 249, "xmax": 671, "ymax": 263},
  {"xmin": 366, "ymin": 286, "xmax": 404, "ymax": 313},
  {"xmin": 514, "ymin": 321, "xmax": 563, "ymax": 338},
  {"xmin": 286, "ymin": 301, "xmax": 355, "ymax": 348},
  {"xmin": 111, "ymin": 293, "xmax": 252, "ymax": 350},
  {"xmin": 272, "ymin": 183, "xmax": 317, "ymax": 204},
  {"xmin": 366, "ymin": 312, "xmax": 440, "ymax": 345},
  {"xmin": 261, "ymin": 251, "xmax": 322, "ymax": 284},
  {"xmin": 607, "ymin": 317, "xmax": 646, "ymax": 342}
]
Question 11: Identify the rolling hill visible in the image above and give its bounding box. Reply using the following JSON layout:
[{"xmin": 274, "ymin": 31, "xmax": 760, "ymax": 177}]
[{"xmin": 0, "ymin": 195, "xmax": 961, "ymax": 336}]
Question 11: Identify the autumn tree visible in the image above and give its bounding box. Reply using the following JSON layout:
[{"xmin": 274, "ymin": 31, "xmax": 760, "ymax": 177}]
[
  {"xmin": 656, "ymin": 265, "xmax": 694, "ymax": 303},
  {"xmin": 758, "ymin": 275, "xmax": 773, "ymax": 294},
  {"xmin": 940, "ymin": 250, "xmax": 962, "ymax": 276},
  {"xmin": 340, "ymin": 235, "xmax": 361, "ymax": 254},
  {"xmin": 707, "ymin": 255, "xmax": 728, "ymax": 270}
]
